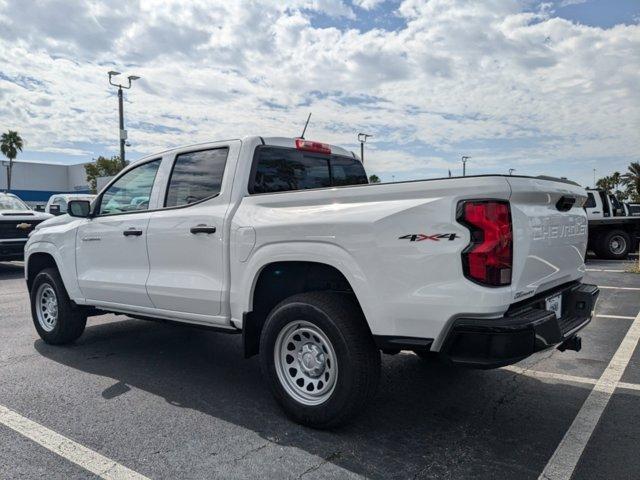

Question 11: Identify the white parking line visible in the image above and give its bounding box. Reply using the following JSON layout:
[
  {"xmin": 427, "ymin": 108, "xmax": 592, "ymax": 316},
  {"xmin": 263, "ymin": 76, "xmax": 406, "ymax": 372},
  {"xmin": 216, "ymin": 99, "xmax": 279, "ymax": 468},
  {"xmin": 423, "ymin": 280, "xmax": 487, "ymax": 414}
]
[
  {"xmin": 597, "ymin": 285, "xmax": 640, "ymax": 291},
  {"xmin": 586, "ymin": 269, "xmax": 626, "ymax": 272},
  {"xmin": 538, "ymin": 310, "xmax": 640, "ymax": 480},
  {"xmin": 503, "ymin": 366, "xmax": 596, "ymax": 387},
  {"xmin": 596, "ymin": 314, "xmax": 636, "ymax": 320},
  {"xmin": 0, "ymin": 404, "xmax": 149, "ymax": 480},
  {"xmin": 503, "ymin": 365, "xmax": 640, "ymax": 392},
  {"xmin": 619, "ymin": 381, "xmax": 640, "ymax": 392}
]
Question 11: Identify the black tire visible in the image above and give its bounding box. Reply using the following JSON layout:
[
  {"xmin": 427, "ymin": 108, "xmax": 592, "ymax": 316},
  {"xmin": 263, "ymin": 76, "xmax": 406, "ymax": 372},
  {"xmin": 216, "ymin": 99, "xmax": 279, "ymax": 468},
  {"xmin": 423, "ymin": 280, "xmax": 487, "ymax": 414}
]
[
  {"xmin": 259, "ymin": 291, "xmax": 380, "ymax": 429},
  {"xmin": 598, "ymin": 230, "xmax": 631, "ymax": 260},
  {"xmin": 30, "ymin": 268, "xmax": 87, "ymax": 345}
]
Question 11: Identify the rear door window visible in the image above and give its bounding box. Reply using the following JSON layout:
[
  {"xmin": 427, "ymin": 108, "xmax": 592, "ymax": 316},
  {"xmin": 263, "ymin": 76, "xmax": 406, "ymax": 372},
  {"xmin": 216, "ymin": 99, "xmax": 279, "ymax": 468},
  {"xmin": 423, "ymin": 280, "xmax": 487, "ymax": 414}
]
[{"xmin": 165, "ymin": 148, "xmax": 229, "ymax": 207}]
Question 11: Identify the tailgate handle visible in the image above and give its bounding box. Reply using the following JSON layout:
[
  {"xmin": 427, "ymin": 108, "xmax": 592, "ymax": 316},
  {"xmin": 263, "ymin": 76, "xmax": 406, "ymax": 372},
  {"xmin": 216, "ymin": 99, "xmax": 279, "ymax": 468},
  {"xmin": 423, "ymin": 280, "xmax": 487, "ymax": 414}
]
[{"xmin": 556, "ymin": 196, "xmax": 576, "ymax": 212}]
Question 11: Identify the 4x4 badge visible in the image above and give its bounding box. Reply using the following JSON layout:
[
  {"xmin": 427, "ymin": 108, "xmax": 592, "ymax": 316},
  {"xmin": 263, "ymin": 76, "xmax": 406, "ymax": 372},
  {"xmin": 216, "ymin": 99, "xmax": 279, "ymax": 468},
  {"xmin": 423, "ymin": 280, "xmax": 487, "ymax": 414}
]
[{"xmin": 399, "ymin": 233, "xmax": 459, "ymax": 242}]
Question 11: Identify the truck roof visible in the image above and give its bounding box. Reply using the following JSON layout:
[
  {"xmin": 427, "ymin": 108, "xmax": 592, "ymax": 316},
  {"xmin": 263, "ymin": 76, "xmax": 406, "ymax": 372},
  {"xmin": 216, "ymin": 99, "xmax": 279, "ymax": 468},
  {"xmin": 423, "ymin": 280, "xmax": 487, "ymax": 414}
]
[{"xmin": 131, "ymin": 136, "xmax": 358, "ymax": 165}]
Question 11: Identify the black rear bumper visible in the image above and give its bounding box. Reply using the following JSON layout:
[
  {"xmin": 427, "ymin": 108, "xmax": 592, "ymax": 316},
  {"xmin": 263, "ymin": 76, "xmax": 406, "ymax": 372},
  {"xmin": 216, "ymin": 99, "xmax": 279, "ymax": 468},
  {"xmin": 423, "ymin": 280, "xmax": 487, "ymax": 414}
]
[{"xmin": 440, "ymin": 282, "xmax": 600, "ymax": 369}]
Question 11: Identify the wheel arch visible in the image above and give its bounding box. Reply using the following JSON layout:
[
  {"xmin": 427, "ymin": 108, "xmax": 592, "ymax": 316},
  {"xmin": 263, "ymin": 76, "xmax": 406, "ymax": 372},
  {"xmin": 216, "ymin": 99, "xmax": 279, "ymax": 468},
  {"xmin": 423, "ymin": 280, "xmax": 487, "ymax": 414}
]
[
  {"xmin": 242, "ymin": 259, "xmax": 372, "ymax": 358},
  {"xmin": 26, "ymin": 251, "xmax": 59, "ymax": 291},
  {"xmin": 25, "ymin": 242, "xmax": 81, "ymax": 300}
]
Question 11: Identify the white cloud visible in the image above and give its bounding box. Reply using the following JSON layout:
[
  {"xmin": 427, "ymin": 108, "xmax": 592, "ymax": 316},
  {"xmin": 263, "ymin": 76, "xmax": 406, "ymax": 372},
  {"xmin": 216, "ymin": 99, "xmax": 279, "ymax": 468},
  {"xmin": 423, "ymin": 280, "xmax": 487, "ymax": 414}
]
[
  {"xmin": 353, "ymin": 0, "xmax": 386, "ymax": 10},
  {"xmin": 0, "ymin": 0, "xmax": 637, "ymax": 188}
]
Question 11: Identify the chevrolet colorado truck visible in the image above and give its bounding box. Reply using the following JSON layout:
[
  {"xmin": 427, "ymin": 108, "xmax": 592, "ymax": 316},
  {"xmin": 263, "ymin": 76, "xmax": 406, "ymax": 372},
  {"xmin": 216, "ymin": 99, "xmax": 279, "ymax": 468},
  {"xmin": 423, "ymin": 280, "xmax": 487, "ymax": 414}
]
[{"xmin": 25, "ymin": 136, "xmax": 599, "ymax": 428}]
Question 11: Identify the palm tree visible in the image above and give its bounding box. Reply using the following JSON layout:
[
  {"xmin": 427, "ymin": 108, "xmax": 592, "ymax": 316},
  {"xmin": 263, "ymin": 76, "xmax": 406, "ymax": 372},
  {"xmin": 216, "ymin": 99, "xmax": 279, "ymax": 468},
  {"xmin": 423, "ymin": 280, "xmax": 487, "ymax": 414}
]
[
  {"xmin": 621, "ymin": 162, "xmax": 640, "ymax": 202},
  {"xmin": 1, "ymin": 130, "xmax": 24, "ymax": 193}
]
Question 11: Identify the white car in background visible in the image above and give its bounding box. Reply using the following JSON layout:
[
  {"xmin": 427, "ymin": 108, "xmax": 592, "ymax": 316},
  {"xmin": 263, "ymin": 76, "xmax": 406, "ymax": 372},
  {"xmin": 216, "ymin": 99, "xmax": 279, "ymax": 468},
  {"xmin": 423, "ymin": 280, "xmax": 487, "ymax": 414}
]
[{"xmin": 45, "ymin": 194, "xmax": 96, "ymax": 216}]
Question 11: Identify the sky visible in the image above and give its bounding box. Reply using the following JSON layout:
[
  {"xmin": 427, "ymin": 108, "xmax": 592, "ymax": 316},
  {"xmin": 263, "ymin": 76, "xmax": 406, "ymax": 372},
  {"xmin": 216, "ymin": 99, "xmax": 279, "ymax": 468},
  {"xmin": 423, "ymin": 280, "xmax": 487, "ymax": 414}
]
[{"xmin": 0, "ymin": 0, "xmax": 638, "ymax": 188}]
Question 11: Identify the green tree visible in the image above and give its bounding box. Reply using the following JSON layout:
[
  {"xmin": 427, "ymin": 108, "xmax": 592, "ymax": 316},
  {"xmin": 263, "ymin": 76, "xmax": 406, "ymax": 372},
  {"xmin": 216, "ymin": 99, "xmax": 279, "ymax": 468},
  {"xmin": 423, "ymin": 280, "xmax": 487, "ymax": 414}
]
[
  {"xmin": 621, "ymin": 162, "xmax": 640, "ymax": 202},
  {"xmin": 1, "ymin": 130, "xmax": 24, "ymax": 193},
  {"xmin": 85, "ymin": 155, "xmax": 126, "ymax": 193},
  {"xmin": 595, "ymin": 175, "xmax": 614, "ymax": 192},
  {"xmin": 368, "ymin": 174, "xmax": 381, "ymax": 183}
]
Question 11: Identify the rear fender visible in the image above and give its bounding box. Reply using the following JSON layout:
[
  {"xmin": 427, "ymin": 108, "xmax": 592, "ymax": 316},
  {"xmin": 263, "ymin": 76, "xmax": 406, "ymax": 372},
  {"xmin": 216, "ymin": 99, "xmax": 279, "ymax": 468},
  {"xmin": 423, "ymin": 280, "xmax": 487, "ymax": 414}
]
[{"xmin": 231, "ymin": 242, "xmax": 377, "ymax": 330}]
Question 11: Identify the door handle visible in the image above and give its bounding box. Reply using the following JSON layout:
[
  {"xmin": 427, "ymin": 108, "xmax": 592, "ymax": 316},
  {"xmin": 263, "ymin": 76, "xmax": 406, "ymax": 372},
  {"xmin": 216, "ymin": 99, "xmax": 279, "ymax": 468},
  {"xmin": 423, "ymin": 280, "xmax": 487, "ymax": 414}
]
[
  {"xmin": 190, "ymin": 225, "xmax": 217, "ymax": 234},
  {"xmin": 123, "ymin": 228, "xmax": 143, "ymax": 237}
]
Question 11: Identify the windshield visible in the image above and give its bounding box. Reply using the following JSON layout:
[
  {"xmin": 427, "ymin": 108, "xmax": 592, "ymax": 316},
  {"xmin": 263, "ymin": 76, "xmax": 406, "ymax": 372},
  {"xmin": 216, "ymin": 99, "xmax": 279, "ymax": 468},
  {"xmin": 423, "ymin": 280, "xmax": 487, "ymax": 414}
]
[{"xmin": 0, "ymin": 195, "xmax": 30, "ymax": 211}]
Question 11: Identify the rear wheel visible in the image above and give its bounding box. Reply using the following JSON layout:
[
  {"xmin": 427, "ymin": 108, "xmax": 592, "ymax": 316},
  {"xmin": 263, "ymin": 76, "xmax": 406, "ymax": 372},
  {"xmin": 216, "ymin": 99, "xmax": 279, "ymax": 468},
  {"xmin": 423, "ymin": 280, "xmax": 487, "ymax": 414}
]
[
  {"xmin": 30, "ymin": 268, "xmax": 86, "ymax": 344},
  {"xmin": 598, "ymin": 230, "xmax": 631, "ymax": 259},
  {"xmin": 260, "ymin": 291, "xmax": 380, "ymax": 429}
]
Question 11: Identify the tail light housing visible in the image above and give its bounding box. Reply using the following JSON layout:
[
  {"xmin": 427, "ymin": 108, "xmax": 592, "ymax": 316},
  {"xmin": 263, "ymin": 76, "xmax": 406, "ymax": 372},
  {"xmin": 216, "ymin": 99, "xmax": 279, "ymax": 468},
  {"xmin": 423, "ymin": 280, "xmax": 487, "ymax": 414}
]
[{"xmin": 457, "ymin": 200, "xmax": 512, "ymax": 287}]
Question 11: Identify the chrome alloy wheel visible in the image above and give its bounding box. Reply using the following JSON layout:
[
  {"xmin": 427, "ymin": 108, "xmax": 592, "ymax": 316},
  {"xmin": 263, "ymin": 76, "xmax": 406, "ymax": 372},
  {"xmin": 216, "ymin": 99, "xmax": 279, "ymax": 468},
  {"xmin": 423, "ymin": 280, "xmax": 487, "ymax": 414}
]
[
  {"xmin": 274, "ymin": 321, "xmax": 338, "ymax": 406},
  {"xmin": 36, "ymin": 283, "xmax": 58, "ymax": 332},
  {"xmin": 609, "ymin": 235, "xmax": 627, "ymax": 255}
]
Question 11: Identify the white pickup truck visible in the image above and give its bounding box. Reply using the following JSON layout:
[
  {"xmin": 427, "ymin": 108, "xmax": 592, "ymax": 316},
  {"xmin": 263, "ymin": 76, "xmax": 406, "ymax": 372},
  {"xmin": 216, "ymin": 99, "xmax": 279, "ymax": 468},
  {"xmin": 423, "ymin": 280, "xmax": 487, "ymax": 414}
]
[
  {"xmin": 25, "ymin": 136, "xmax": 599, "ymax": 428},
  {"xmin": 584, "ymin": 188, "xmax": 640, "ymax": 259}
]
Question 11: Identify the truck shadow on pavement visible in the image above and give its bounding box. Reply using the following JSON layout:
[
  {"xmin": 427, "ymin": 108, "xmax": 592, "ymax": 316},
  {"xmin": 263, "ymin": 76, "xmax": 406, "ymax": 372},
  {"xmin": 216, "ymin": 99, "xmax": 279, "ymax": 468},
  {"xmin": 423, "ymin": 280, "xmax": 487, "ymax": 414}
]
[{"xmin": 35, "ymin": 317, "xmax": 593, "ymax": 479}]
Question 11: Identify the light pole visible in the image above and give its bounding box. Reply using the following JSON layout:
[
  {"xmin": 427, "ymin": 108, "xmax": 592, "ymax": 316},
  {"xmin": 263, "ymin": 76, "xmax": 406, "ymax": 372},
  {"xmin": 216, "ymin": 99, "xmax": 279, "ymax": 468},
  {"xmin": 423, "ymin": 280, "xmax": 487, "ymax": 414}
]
[
  {"xmin": 509, "ymin": 168, "xmax": 516, "ymax": 175},
  {"xmin": 358, "ymin": 133, "xmax": 372, "ymax": 163},
  {"xmin": 593, "ymin": 168, "xmax": 596, "ymax": 187},
  {"xmin": 461, "ymin": 156, "xmax": 471, "ymax": 177},
  {"xmin": 108, "ymin": 71, "xmax": 140, "ymax": 169}
]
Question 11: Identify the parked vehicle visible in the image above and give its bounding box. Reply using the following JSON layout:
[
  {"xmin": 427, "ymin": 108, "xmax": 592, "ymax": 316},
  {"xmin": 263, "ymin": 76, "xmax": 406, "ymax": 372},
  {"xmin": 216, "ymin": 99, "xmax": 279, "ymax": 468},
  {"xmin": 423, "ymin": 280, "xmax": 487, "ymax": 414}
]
[
  {"xmin": 0, "ymin": 193, "xmax": 52, "ymax": 261},
  {"xmin": 626, "ymin": 203, "xmax": 640, "ymax": 217},
  {"xmin": 25, "ymin": 136, "xmax": 599, "ymax": 427},
  {"xmin": 45, "ymin": 194, "xmax": 96, "ymax": 216},
  {"xmin": 584, "ymin": 188, "xmax": 640, "ymax": 259}
]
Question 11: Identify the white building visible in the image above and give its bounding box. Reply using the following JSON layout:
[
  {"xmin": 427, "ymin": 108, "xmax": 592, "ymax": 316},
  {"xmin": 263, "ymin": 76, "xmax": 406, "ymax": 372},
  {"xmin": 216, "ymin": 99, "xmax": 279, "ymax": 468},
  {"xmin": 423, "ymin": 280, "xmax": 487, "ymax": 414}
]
[{"xmin": 0, "ymin": 159, "xmax": 92, "ymax": 205}]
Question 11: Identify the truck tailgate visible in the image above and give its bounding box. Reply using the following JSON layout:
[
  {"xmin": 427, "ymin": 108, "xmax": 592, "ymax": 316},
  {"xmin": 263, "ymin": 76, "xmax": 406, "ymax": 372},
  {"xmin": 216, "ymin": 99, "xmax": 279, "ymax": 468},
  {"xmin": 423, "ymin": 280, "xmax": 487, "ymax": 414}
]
[{"xmin": 507, "ymin": 177, "xmax": 588, "ymax": 299}]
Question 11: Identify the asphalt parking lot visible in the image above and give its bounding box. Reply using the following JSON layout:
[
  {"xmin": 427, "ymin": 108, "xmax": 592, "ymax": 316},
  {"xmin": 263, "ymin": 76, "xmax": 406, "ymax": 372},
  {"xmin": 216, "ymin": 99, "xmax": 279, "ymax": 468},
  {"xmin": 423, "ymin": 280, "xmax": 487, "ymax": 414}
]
[{"xmin": 1, "ymin": 257, "xmax": 639, "ymax": 480}]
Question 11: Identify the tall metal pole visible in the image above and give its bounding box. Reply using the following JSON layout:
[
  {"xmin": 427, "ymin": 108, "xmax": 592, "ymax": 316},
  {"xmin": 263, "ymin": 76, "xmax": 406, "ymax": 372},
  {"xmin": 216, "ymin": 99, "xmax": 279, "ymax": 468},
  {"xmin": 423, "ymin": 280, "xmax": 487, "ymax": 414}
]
[
  {"xmin": 358, "ymin": 133, "xmax": 372, "ymax": 164},
  {"xmin": 118, "ymin": 86, "xmax": 125, "ymax": 168},
  {"xmin": 108, "ymin": 71, "xmax": 139, "ymax": 170},
  {"xmin": 461, "ymin": 156, "xmax": 470, "ymax": 177}
]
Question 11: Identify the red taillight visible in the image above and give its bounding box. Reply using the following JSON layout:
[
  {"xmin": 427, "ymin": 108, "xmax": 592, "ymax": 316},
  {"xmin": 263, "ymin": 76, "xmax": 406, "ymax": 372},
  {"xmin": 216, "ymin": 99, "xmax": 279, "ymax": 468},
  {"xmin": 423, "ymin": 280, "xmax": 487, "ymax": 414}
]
[
  {"xmin": 458, "ymin": 200, "xmax": 512, "ymax": 286},
  {"xmin": 295, "ymin": 138, "xmax": 331, "ymax": 154}
]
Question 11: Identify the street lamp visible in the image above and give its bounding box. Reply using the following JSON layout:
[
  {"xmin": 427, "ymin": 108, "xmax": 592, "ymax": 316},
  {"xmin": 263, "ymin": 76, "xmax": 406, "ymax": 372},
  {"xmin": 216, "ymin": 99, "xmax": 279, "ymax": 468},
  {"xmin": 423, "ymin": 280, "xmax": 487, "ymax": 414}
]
[
  {"xmin": 461, "ymin": 156, "xmax": 471, "ymax": 177},
  {"xmin": 358, "ymin": 133, "xmax": 372, "ymax": 164},
  {"xmin": 108, "ymin": 71, "xmax": 140, "ymax": 168},
  {"xmin": 509, "ymin": 168, "xmax": 516, "ymax": 175}
]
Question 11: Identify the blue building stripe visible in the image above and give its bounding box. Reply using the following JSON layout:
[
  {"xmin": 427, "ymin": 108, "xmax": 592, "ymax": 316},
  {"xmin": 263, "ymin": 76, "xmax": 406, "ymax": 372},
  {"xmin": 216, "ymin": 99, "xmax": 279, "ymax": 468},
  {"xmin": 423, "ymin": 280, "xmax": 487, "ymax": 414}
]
[{"xmin": 6, "ymin": 189, "xmax": 92, "ymax": 202}]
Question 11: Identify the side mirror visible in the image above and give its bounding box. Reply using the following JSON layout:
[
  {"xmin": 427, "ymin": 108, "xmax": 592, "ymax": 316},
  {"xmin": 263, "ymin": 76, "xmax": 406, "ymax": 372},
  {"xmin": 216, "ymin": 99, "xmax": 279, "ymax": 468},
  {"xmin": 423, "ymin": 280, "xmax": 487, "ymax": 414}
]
[
  {"xmin": 49, "ymin": 204, "xmax": 61, "ymax": 216},
  {"xmin": 67, "ymin": 200, "xmax": 92, "ymax": 218}
]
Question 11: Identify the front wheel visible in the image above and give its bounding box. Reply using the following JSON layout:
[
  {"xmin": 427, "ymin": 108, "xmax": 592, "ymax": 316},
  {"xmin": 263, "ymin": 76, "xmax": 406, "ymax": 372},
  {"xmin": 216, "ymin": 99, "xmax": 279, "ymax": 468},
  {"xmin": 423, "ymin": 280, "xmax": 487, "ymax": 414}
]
[
  {"xmin": 30, "ymin": 268, "xmax": 87, "ymax": 344},
  {"xmin": 260, "ymin": 292, "xmax": 380, "ymax": 429}
]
